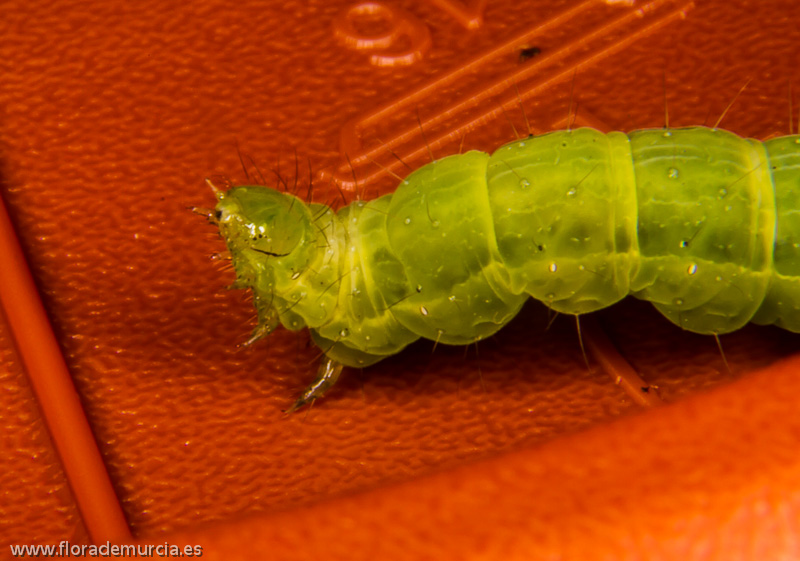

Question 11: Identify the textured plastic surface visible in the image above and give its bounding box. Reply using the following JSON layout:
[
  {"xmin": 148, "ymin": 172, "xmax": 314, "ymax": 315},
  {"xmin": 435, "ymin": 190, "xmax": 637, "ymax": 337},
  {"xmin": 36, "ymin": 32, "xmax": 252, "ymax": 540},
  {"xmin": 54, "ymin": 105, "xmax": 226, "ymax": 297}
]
[
  {"xmin": 148, "ymin": 355, "xmax": 800, "ymax": 560},
  {"xmin": 1, "ymin": 0, "xmax": 799, "ymax": 558}
]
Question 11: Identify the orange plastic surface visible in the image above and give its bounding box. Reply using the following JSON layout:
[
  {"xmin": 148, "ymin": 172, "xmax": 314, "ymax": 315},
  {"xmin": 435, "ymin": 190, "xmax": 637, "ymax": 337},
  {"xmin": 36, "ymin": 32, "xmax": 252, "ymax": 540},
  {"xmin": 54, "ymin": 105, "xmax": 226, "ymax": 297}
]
[{"xmin": 1, "ymin": 0, "xmax": 799, "ymax": 558}]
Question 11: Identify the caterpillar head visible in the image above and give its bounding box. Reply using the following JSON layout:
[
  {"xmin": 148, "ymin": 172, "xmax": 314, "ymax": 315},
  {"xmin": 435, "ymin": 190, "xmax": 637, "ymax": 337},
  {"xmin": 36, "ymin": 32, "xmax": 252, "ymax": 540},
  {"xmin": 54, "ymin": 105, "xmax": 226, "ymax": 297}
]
[
  {"xmin": 210, "ymin": 184, "xmax": 317, "ymax": 340},
  {"xmin": 213, "ymin": 186, "xmax": 307, "ymax": 256}
]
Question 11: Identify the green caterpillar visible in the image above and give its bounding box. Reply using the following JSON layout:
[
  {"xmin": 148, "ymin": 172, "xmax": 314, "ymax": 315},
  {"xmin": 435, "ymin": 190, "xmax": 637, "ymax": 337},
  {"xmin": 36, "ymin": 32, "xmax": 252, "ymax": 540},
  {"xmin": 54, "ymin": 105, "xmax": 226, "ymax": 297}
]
[{"xmin": 207, "ymin": 126, "xmax": 800, "ymax": 412}]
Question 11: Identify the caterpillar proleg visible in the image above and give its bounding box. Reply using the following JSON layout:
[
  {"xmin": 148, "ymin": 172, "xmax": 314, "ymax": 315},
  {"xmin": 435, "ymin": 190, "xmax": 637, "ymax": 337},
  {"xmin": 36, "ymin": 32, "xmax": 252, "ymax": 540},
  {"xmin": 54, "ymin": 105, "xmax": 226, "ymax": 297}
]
[{"xmin": 205, "ymin": 126, "xmax": 800, "ymax": 412}]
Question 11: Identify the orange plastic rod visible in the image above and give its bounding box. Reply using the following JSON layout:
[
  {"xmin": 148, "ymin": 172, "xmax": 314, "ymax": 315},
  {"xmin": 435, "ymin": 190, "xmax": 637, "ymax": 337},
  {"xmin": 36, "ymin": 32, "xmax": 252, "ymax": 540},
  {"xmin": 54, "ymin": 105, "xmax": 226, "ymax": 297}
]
[{"xmin": 0, "ymin": 194, "xmax": 131, "ymax": 543}]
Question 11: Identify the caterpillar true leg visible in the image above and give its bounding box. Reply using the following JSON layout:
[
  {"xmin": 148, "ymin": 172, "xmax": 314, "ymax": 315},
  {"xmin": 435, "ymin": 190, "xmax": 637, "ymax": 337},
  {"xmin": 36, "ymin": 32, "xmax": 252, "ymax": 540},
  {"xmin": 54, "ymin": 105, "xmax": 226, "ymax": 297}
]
[
  {"xmin": 582, "ymin": 316, "xmax": 663, "ymax": 408},
  {"xmin": 284, "ymin": 356, "xmax": 344, "ymax": 415}
]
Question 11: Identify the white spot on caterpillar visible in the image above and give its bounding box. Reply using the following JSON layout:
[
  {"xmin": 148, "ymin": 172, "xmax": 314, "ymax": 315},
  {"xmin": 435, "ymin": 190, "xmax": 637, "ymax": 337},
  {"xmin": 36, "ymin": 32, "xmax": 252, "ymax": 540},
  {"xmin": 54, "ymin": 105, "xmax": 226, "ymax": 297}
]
[
  {"xmin": 687, "ymin": 263, "xmax": 698, "ymax": 275},
  {"xmin": 549, "ymin": 262, "xmax": 558, "ymax": 273},
  {"xmin": 420, "ymin": 305, "xmax": 429, "ymax": 316}
]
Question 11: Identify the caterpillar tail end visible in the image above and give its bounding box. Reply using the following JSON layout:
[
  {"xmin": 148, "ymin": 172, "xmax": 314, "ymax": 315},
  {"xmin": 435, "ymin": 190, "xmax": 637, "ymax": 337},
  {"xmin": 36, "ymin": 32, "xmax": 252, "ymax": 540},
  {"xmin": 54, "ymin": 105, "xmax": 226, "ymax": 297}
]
[{"xmin": 284, "ymin": 357, "xmax": 344, "ymax": 415}]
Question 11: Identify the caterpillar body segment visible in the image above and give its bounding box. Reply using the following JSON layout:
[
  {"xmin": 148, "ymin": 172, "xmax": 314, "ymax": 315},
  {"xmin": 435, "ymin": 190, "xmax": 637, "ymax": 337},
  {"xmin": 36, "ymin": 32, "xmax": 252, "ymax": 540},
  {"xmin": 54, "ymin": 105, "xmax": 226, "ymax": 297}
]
[{"xmin": 210, "ymin": 126, "xmax": 800, "ymax": 410}]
